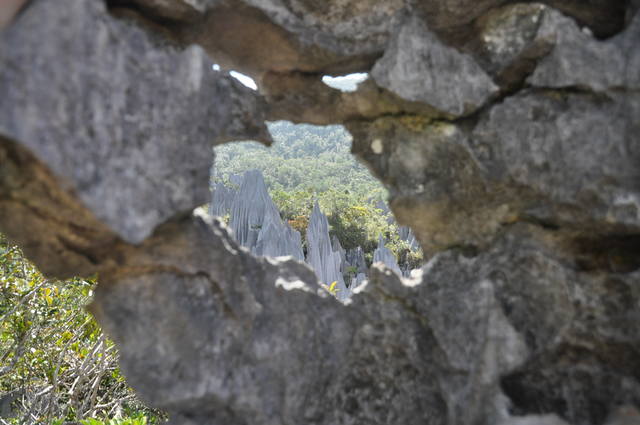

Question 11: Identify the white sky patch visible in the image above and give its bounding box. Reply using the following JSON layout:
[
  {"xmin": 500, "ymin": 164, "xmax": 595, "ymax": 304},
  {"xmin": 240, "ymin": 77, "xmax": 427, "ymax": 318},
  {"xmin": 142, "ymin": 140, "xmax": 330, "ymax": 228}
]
[
  {"xmin": 229, "ymin": 70, "xmax": 258, "ymax": 90},
  {"xmin": 322, "ymin": 73, "xmax": 369, "ymax": 92},
  {"xmin": 275, "ymin": 277, "xmax": 308, "ymax": 291}
]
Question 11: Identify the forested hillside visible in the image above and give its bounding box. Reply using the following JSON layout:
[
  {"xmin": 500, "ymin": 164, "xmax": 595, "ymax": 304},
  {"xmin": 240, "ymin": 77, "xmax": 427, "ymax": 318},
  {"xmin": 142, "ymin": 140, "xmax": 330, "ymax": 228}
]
[
  {"xmin": 213, "ymin": 122, "xmax": 422, "ymax": 268},
  {"xmin": 213, "ymin": 121, "xmax": 384, "ymax": 199}
]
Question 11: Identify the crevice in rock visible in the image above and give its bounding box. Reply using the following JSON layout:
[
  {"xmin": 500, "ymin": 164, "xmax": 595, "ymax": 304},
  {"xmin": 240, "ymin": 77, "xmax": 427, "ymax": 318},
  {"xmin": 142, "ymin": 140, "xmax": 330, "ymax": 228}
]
[
  {"xmin": 569, "ymin": 233, "xmax": 640, "ymax": 273},
  {"xmin": 501, "ymin": 343, "xmax": 640, "ymax": 425}
]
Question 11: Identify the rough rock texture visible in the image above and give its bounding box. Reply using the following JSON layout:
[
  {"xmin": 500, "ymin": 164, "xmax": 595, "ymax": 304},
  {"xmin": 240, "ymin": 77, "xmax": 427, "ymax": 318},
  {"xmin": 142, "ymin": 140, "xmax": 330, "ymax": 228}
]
[
  {"xmin": 528, "ymin": 9, "xmax": 640, "ymax": 91},
  {"xmin": 0, "ymin": 0, "xmax": 270, "ymax": 245},
  {"xmin": 331, "ymin": 234, "xmax": 348, "ymax": 275},
  {"xmin": 371, "ymin": 14, "xmax": 499, "ymax": 117},
  {"xmin": 2, "ymin": 0, "xmax": 640, "ymax": 425},
  {"xmin": 229, "ymin": 170, "xmax": 303, "ymax": 260},
  {"xmin": 350, "ymin": 272, "xmax": 367, "ymax": 290},
  {"xmin": 90, "ymin": 221, "xmax": 640, "ymax": 425},
  {"xmin": 345, "ymin": 246, "xmax": 367, "ymax": 275},
  {"xmin": 254, "ymin": 211, "xmax": 304, "ymax": 261},
  {"xmin": 209, "ymin": 182, "xmax": 237, "ymax": 218},
  {"xmin": 372, "ymin": 236, "xmax": 402, "ymax": 277},
  {"xmin": 399, "ymin": 225, "xmax": 420, "ymax": 251},
  {"xmin": 306, "ymin": 202, "xmax": 349, "ymax": 299}
]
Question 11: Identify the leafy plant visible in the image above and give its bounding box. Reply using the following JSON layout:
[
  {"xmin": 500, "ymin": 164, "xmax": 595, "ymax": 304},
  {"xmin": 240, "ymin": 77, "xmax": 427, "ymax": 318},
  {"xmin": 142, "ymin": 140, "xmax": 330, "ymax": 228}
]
[
  {"xmin": 0, "ymin": 234, "xmax": 163, "ymax": 424},
  {"xmin": 327, "ymin": 281, "xmax": 338, "ymax": 296}
]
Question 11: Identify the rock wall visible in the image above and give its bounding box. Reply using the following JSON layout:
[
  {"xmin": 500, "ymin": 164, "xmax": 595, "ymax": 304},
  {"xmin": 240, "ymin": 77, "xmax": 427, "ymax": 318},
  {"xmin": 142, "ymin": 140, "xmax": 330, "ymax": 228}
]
[{"xmin": 1, "ymin": 1, "xmax": 639, "ymax": 425}]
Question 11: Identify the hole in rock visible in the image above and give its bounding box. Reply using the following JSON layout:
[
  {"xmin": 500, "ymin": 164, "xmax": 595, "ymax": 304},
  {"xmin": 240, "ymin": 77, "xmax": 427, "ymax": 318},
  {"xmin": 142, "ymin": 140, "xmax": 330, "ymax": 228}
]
[
  {"xmin": 321, "ymin": 73, "xmax": 369, "ymax": 92},
  {"xmin": 228, "ymin": 70, "xmax": 257, "ymax": 90},
  {"xmin": 210, "ymin": 121, "xmax": 424, "ymax": 299},
  {"xmin": 210, "ymin": 65, "xmax": 257, "ymax": 90}
]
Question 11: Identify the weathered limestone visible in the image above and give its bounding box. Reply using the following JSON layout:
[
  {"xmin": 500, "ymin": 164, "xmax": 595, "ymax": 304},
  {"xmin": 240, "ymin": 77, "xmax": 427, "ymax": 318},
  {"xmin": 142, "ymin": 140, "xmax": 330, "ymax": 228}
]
[
  {"xmin": 371, "ymin": 15, "xmax": 499, "ymax": 117},
  {"xmin": 372, "ymin": 236, "xmax": 402, "ymax": 276},
  {"xmin": 331, "ymin": 234, "xmax": 348, "ymax": 275},
  {"xmin": 0, "ymin": 0, "xmax": 270, "ymax": 247},
  {"xmin": 306, "ymin": 202, "xmax": 349, "ymax": 299},
  {"xmin": 1, "ymin": 0, "xmax": 640, "ymax": 424},
  {"xmin": 528, "ymin": 8, "xmax": 640, "ymax": 91},
  {"xmin": 90, "ymin": 221, "xmax": 640, "ymax": 425},
  {"xmin": 254, "ymin": 210, "xmax": 304, "ymax": 261},
  {"xmin": 209, "ymin": 182, "xmax": 237, "ymax": 218},
  {"xmin": 229, "ymin": 170, "xmax": 303, "ymax": 260},
  {"xmin": 399, "ymin": 225, "xmax": 420, "ymax": 251},
  {"xmin": 345, "ymin": 246, "xmax": 367, "ymax": 275}
]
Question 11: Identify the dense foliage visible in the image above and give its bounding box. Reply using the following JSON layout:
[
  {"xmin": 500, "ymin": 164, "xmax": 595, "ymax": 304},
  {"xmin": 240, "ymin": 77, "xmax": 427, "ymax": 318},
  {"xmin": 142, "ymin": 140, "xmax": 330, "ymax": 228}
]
[
  {"xmin": 214, "ymin": 122, "xmax": 385, "ymax": 199},
  {"xmin": 213, "ymin": 122, "xmax": 423, "ymax": 265},
  {"xmin": 0, "ymin": 235, "xmax": 161, "ymax": 424}
]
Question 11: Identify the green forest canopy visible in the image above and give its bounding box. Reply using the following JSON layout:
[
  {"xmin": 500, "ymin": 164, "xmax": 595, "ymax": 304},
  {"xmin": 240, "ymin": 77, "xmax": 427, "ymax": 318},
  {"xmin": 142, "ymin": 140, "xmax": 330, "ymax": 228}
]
[{"xmin": 213, "ymin": 121, "xmax": 385, "ymax": 199}]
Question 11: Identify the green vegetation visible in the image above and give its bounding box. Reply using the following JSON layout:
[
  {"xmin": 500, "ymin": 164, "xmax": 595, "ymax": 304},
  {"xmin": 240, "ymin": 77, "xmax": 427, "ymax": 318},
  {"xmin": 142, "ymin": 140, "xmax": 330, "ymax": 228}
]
[
  {"xmin": 214, "ymin": 122, "xmax": 385, "ymax": 199},
  {"xmin": 214, "ymin": 121, "xmax": 423, "ymax": 265},
  {"xmin": 0, "ymin": 234, "xmax": 163, "ymax": 424}
]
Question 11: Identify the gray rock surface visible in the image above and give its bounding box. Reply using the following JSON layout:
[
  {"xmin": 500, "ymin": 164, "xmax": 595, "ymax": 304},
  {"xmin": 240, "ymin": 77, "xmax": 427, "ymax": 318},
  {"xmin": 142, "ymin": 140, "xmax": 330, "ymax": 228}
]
[
  {"xmin": 331, "ymin": 234, "xmax": 348, "ymax": 274},
  {"xmin": 229, "ymin": 173, "xmax": 244, "ymax": 186},
  {"xmin": 372, "ymin": 15, "xmax": 499, "ymax": 116},
  {"xmin": 372, "ymin": 236, "xmax": 402, "ymax": 276},
  {"xmin": 345, "ymin": 246, "xmax": 367, "ymax": 275},
  {"xmin": 528, "ymin": 9, "xmax": 640, "ymax": 91},
  {"xmin": 90, "ymin": 221, "xmax": 640, "ymax": 425},
  {"xmin": 209, "ymin": 182, "xmax": 237, "ymax": 218},
  {"xmin": 471, "ymin": 91, "xmax": 640, "ymax": 232},
  {"xmin": 350, "ymin": 272, "xmax": 367, "ymax": 290},
  {"xmin": 229, "ymin": 170, "xmax": 303, "ymax": 260},
  {"xmin": 1, "ymin": 0, "xmax": 640, "ymax": 424},
  {"xmin": 306, "ymin": 202, "xmax": 349, "ymax": 299},
  {"xmin": 253, "ymin": 209, "xmax": 304, "ymax": 261},
  {"xmin": 399, "ymin": 225, "xmax": 420, "ymax": 251},
  {"xmin": 0, "ymin": 0, "xmax": 270, "ymax": 244},
  {"xmin": 500, "ymin": 414, "xmax": 571, "ymax": 425}
]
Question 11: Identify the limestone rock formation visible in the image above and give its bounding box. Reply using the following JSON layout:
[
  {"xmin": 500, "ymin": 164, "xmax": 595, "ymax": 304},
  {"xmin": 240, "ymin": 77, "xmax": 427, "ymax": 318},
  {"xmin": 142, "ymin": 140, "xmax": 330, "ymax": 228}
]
[
  {"xmin": 90, "ymin": 220, "xmax": 640, "ymax": 425},
  {"xmin": 331, "ymin": 234, "xmax": 348, "ymax": 274},
  {"xmin": 372, "ymin": 236, "xmax": 402, "ymax": 276},
  {"xmin": 0, "ymin": 0, "xmax": 271, "ymax": 248},
  {"xmin": 371, "ymin": 14, "xmax": 499, "ymax": 117},
  {"xmin": 345, "ymin": 246, "xmax": 367, "ymax": 275},
  {"xmin": 229, "ymin": 173, "xmax": 244, "ymax": 186},
  {"xmin": 209, "ymin": 182, "xmax": 237, "ymax": 218},
  {"xmin": 1, "ymin": 0, "xmax": 640, "ymax": 424},
  {"xmin": 306, "ymin": 202, "xmax": 349, "ymax": 299},
  {"xmin": 350, "ymin": 272, "xmax": 367, "ymax": 290},
  {"xmin": 399, "ymin": 225, "xmax": 420, "ymax": 251},
  {"xmin": 229, "ymin": 170, "xmax": 303, "ymax": 260},
  {"xmin": 254, "ymin": 210, "xmax": 304, "ymax": 261}
]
